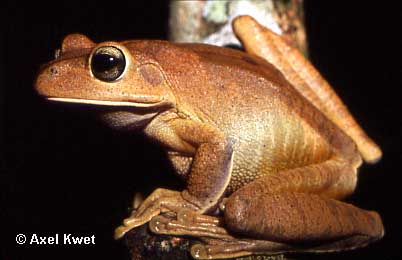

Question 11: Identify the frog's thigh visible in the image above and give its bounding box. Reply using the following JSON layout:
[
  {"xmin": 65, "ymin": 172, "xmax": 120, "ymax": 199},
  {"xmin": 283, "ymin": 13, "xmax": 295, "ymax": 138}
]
[
  {"xmin": 192, "ymin": 191, "xmax": 384, "ymax": 259},
  {"xmin": 225, "ymin": 192, "xmax": 383, "ymax": 244},
  {"xmin": 223, "ymin": 160, "xmax": 384, "ymax": 249},
  {"xmin": 195, "ymin": 161, "xmax": 384, "ymax": 258}
]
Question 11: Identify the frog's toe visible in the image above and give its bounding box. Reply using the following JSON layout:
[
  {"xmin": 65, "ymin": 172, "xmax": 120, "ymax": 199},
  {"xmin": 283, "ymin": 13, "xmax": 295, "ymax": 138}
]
[
  {"xmin": 149, "ymin": 215, "xmax": 169, "ymax": 233},
  {"xmin": 191, "ymin": 243, "xmax": 210, "ymax": 259},
  {"xmin": 190, "ymin": 242, "xmax": 253, "ymax": 259},
  {"xmin": 114, "ymin": 211, "xmax": 159, "ymax": 240},
  {"xmin": 149, "ymin": 214, "xmax": 231, "ymax": 239},
  {"xmin": 114, "ymin": 224, "xmax": 132, "ymax": 239},
  {"xmin": 123, "ymin": 216, "xmax": 141, "ymax": 226}
]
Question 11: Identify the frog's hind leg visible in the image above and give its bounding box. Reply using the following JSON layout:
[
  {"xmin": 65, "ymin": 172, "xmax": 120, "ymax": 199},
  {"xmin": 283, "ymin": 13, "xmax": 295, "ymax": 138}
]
[
  {"xmin": 215, "ymin": 160, "xmax": 384, "ymax": 258},
  {"xmin": 223, "ymin": 192, "xmax": 383, "ymax": 249},
  {"xmin": 191, "ymin": 238, "xmax": 291, "ymax": 259},
  {"xmin": 148, "ymin": 209, "xmax": 292, "ymax": 259},
  {"xmin": 232, "ymin": 15, "xmax": 382, "ymax": 164},
  {"xmin": 191, "ymin": 214, "xmax": 384, "ymax": 259},
  {"xmin": 149, "ymin": 193, "xmax": 382, "ymax": 259},
  {"xmin": 149, "ymin": 209, "xmax": 231, "ymax": 239},
  {"xmin": 148, "ymin": 159, "xmax": 383, "ymax": 259}
]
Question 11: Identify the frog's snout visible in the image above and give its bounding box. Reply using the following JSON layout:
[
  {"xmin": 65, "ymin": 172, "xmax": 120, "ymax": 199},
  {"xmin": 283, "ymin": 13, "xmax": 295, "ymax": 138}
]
[
  {"xmin": 35, "ymin": 63, "xmax": 61, "ymax": 97},
  {"xmin": 35, "ymin": 56, "xmax": 86, "ymax": 98}
]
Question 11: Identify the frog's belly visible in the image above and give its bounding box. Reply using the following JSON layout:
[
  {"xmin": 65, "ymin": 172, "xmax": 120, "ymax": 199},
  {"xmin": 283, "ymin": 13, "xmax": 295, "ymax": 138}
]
[
  {"xmin": 227, "ymin": 113, "xmax": 332, "ymax": 193},
  {"xmin": 167, "ymin": 113, "xmax": 333, "ymax": 194}
]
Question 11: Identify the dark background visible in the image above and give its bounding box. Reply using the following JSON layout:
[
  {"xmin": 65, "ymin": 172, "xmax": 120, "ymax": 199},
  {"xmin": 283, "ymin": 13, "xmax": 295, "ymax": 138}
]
[{"xmin": 2, "ymin": 1, "xmax": 401, "ymax": 259}]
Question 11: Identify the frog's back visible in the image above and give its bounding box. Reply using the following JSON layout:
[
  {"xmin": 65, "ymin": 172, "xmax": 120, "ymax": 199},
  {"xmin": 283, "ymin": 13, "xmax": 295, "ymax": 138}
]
[{"xmin": 125, "ymin": 40, "xmax": 356, "ymax": 191}]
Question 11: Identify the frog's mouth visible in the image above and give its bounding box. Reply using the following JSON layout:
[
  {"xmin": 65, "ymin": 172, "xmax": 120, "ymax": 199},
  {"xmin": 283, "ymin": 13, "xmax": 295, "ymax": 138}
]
[
  {"xmin": 46, "ymin": 97, "xmax": 171, "ymax": 130},
  {"xmin": 46, "ymin": 97, "xmax": 167, "ymax": 108}
]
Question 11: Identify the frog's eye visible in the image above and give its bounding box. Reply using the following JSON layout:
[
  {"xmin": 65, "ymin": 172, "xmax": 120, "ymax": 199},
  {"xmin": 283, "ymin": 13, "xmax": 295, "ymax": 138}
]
[{"xmin": 90, "ymin": 46, "xmax": 126, "ymax": 82}]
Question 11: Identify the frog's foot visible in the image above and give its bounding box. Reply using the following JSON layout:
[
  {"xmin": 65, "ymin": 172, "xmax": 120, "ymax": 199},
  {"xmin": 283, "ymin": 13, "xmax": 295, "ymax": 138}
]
[
  {"xmin": 114, "ymin": 188, "xmax": 199, "ymax": 239},
  {"xmin": 190, "ymin": 238, "xmax": 290, "ymax": 259},
  {"xmin": 148, "ymin": 211, "xmax": 290, "ymax": 259},
  {"xmin": 149, "ymin": 209, "xmax": 232, "ymax": 240}
]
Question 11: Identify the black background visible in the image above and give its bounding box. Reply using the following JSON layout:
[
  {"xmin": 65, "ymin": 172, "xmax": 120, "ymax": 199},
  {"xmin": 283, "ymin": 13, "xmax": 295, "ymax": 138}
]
[{"xmin": 2, "ymin": 1, "xmax": 401, "ymax": 260}]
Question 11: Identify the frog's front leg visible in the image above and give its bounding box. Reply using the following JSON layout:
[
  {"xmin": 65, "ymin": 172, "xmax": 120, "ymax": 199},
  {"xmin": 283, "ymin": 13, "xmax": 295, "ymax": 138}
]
[
  {"xmin": 115, "ymin": 117, "xmax": 234, "ymax": 239},
  {"xmin": 115, "ymin": 188, "xmax": 200, "ymax": 238}
]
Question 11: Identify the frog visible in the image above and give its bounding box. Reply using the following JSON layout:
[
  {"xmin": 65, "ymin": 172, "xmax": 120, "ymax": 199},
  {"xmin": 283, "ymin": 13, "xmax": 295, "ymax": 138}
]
[{"xmin": 35, "ymin": 15, "xmax": 383, "ymax": 259}]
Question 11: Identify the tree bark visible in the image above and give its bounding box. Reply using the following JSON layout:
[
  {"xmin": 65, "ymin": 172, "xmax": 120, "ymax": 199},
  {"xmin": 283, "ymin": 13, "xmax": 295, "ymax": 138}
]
[{"xmin": 169, "ymin": 0, "xmax": 307, "ymax": 55}]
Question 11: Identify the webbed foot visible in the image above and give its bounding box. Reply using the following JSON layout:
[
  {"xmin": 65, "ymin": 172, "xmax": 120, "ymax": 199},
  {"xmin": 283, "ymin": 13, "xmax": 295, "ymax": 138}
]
[{"xmin": 114, "ymin": 188, "xmax": 199, "ymax": 239}]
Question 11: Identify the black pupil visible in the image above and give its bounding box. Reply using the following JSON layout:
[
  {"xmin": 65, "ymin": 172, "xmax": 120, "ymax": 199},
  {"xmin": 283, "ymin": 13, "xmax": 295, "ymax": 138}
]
[{"xmin": 91, "ymin": 46, "xmax": 125, "ymax": 81}]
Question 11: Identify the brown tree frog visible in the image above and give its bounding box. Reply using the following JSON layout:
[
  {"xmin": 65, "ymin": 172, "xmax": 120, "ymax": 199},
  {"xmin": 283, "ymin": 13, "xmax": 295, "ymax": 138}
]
[{"xmin": 35, "ymin": 16, "xmax": 383, "ymax": 259}]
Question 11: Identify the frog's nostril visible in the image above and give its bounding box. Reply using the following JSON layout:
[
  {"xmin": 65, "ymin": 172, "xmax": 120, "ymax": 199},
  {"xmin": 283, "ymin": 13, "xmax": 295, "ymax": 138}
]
[{"xmin": 49, "ymin": 66, "xmax": 58, "ymax": 75}]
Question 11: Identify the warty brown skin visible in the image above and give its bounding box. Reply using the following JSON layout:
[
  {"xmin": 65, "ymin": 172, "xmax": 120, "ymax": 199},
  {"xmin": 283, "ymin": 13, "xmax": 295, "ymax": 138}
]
[{"xmin": 35, "ymin": 15, "xmax": 383, "ymax": 259}]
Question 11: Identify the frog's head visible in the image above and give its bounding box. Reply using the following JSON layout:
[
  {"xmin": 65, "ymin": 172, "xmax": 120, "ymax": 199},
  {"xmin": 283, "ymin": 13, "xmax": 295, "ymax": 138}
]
[{"xmin": 35, "ymin": 34, "xmax": 176, "ymax": 129}]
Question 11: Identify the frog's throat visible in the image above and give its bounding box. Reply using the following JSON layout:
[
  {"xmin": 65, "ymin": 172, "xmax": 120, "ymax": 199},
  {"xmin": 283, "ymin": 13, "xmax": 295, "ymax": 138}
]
[{"xmin": 46, "ymin": 97, "xmax": 166, "ymax": 108}]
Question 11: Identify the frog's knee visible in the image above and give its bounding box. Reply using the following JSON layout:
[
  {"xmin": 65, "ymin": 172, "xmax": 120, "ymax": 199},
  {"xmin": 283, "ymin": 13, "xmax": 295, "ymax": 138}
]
[
  {"xmin": 224, "ymin": 192, "xmax": 310, "ymax": 242},
  {"xmin": 223, "ymin": 193, "xmax": 248, "ymax": 232},
  {"xmin": 364, "ymin": 210, "xmax": 385, "ymax": 239},
  {"xmin": 223, "ymin": 193, "xmax": 269, "ymax": 238}
]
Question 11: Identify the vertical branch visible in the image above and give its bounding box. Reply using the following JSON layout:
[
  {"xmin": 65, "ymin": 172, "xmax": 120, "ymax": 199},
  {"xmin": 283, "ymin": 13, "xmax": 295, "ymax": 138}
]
[{"xmin": 169, "ymin": 0, "xmax": 307, "ymax": 56}]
